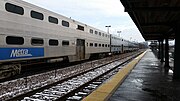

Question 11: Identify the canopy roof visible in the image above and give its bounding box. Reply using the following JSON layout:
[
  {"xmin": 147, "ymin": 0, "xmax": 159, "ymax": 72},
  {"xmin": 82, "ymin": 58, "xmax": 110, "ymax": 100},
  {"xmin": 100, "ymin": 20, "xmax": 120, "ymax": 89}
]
[{"xmin": 120, "ymin": 0, "xmax": 180, "ymax": 40}]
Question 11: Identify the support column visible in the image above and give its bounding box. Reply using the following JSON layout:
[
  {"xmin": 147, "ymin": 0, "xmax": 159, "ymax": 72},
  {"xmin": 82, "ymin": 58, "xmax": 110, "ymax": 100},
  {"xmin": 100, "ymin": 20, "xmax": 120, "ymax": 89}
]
[
  {"xmin": 164, "ymin": 37, "xmax": 170, "ymax": 71},
  {"xmin": 158, "ymin": 40, "xmax": 161, "ymax": 59},
  {"xmin": 173, "ymin": 23, "xmax": 180, "ymax": 80},
  {"xmin": 160, "ymin": 39, "xmax": 164, "ymax": 62}
]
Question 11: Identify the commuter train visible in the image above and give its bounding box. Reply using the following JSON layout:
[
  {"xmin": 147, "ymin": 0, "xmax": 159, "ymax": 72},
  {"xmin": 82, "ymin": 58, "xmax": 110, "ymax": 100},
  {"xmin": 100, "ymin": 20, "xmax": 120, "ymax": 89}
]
[{"xmin": 0, "ymin": 0, "xmax": 139, "ymax": 79}]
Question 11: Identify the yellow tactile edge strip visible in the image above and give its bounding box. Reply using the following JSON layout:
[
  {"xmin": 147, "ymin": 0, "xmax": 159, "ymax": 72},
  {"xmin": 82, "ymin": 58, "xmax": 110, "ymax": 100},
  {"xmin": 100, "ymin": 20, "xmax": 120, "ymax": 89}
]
[{"xmin": 82, "ymin": 51, "xmax": 147, "ymax": 101}]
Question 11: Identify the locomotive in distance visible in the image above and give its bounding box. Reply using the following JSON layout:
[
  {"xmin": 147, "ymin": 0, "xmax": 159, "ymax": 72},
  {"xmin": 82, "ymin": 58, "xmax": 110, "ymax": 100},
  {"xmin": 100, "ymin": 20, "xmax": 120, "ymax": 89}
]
[{"xmin": 0, "ymin": 0, "xmax": 143, "ymax": 79}]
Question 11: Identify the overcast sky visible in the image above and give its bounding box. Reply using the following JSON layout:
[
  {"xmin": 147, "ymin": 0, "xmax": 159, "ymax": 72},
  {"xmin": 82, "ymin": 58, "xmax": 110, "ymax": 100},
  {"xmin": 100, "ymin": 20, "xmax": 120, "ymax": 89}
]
[{"xmin": 23, "ymin": 0, "xmax": 145, "ymax": 42}]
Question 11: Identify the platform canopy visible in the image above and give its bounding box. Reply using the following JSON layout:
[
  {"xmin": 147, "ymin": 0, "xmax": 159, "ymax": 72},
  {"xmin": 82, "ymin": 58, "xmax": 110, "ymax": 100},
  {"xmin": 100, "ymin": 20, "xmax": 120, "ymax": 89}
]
[{"xmin": 120, "ymin": 0, "xmax": 180, "ymax": 40}]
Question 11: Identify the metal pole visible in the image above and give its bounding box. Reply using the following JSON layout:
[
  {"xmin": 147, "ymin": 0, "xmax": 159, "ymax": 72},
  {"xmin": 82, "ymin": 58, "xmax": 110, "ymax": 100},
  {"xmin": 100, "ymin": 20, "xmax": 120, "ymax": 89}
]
[
  {"xmin": 161, "ymin": 39, "xmax": 164, "ymax": 62},
  {"xmin": 105, "ymin": 25, "xmax": 111, "ymax": 34},
  {"xmin": 117, "ymin": 31, "xmax": 121, "ymax": 37}
]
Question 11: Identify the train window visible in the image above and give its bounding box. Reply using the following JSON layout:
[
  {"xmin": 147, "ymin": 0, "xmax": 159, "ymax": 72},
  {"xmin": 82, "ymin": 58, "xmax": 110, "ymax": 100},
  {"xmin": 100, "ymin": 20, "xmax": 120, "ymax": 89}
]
[
  {"xmin": 89, "ymin": 29, "xmax": 93, "ymax": 34},
  {"xmin": 5, "ymin": 3, "xmax": 24, "ymax": 15},
  {"xmin": 62, "ymin": 40, "xmax": 69, "ymax": 46},
  {"xmin": 77, "ymin": 25, "xmax": 84, "ymax": 31},
  {"xmin": 62, "ymin": 20, "xmax": 69, "ymax": 27},
  {"xmin": 102, "ymin": 33, "xmax": 104, "ymax": 37},
  {"xmin": 90, "ymin": 43, "xmax": 93, "ymax": 47},
  {"xmin": 99, "ymin": 32, "xmax": 101, "ymax": 36},
  {"xmin": 31, "ymin": 10, "xmax": 44, "ymax": 20},
  {"xmin": 99, "ymin": 44, "xmax": 101, "ymax": 47},
  {"xmin": 102, "ymin": 44, "xmax": 104, "ymax": 47},
  {"xmin": 49, "ymin": 39, "xmax": 58, "ymax": 46},
  {"xmin": 105, "ymin": 44, "xmax": 107, "ymax": 47},
  {"xmin": 95, "ymin": 31, "xmax": 98, "ymax": 35},
  {"xmin": 6, "ymin": 36, "xmax": 24, "ymax": 45},
  {"xmin": 94, "ymin": 43, "xmax": 97, "ymax": 47},
  {"xmin": 108, "ymin": 44, "xmax": 110, "ymax": 47},
  {"xmin": 31, "ymin": 38, "xmax": 44, "ymax": 46},
  {"xmin": 105, "ymin": 34, "xmax": 107, "ymax": 37},
  {"xmin": 48, "ymin": 16, "xmax": 58, "ymax": 24},
  {"xmin": 87, "ymin": 43, "xmax": 88, "ymax": 46}
]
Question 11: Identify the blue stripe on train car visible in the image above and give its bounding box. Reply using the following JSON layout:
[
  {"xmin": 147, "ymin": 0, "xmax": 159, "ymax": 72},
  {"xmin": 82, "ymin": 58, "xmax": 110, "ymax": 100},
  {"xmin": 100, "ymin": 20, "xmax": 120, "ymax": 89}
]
[{"xmin": 0, "ymin": 48, "xmax": 44, "ymax": 60}]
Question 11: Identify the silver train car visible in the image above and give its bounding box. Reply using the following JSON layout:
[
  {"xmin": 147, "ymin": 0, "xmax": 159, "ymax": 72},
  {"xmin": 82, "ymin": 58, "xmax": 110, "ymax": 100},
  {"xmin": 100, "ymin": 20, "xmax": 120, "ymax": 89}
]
[
  {"xmin": 110, "ymin": 34, "xmax": 139, "ymax": 54},
  {"xmin": 0, "ymin": 0, "xmax": 139, "ymax": 79}
]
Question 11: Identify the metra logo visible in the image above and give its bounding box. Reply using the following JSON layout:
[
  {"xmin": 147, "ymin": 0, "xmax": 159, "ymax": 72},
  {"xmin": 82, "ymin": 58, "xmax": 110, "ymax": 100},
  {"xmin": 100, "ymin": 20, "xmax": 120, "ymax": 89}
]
[{"xmin": 10, "ymin": 49, "xmax": 32, "ymax": 57}]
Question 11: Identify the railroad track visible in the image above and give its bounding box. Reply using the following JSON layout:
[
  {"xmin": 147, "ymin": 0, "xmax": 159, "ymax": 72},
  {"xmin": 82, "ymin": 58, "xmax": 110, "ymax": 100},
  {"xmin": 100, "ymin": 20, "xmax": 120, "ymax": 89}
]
[
  {"xmin": 59, "ymin": 59, "xmax": 130, "ymax": 101},
  {"xmin": 0, "ymin": 51, "xmax": 143, "ymax": 101}
]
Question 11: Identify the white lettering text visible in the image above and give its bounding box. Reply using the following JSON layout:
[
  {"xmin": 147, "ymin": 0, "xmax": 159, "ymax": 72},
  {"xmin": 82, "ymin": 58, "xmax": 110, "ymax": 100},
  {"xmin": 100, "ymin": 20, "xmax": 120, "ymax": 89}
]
[{"xmin": 10, "ymin": 49, "xmax": 32, "ymax": 57}]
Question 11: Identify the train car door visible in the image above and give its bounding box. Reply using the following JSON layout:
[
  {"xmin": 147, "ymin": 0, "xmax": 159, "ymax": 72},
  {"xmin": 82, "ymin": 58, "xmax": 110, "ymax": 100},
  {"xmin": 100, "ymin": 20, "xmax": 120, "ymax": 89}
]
[
  {"xmin": 121, "ymin": 44, "xmax": 123, "ymax": 53},
  {"xmin": 76, "ymin": 39, "xmax": 85, "ymax": 60}
]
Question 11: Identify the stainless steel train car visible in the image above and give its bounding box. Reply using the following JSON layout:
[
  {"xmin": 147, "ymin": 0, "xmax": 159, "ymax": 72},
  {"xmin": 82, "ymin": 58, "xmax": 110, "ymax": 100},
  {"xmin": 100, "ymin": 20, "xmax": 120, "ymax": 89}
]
[
  {"xmin": 111, "ymin": 35, "xmax": 124, "ymax": 54},
  {"xmin": 110, "ymin": 34, "xmax": 139, "ymax": 54},
  {"xmin": 0, "ymin": 0, "xmax": 139, "ymax": 79}
]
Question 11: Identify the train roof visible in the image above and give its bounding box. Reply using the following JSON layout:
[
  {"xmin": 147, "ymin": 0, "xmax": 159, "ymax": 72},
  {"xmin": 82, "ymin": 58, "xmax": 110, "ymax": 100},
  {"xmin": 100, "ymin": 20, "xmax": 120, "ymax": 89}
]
[{"xmin": 6, "ymin": 0, "xmax": 109, "ymax": 35}]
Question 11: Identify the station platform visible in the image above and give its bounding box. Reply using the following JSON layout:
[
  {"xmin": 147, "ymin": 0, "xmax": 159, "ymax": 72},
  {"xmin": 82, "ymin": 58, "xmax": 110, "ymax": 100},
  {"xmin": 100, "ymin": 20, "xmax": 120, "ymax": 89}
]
[{"xmin": 83, "ymin": 49, "xmax": 180, "ymax": 101}]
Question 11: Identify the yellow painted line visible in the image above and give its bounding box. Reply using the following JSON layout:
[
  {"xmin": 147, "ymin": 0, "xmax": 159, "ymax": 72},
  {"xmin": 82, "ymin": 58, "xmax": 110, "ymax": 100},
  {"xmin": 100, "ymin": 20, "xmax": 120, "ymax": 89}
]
[{"xmin": 82, "ymin": 51, "xmax": 147, "ymax": 101}]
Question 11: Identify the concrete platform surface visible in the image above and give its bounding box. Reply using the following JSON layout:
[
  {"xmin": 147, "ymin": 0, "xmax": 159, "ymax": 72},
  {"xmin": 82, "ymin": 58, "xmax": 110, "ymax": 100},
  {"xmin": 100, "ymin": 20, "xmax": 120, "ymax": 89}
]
[
  {"xmin": 83, "ymin": 50, "xmax": 146, "ymax": 101},
  {"xmin": 109, "ymin": 49, "xmax": 180, "ymax": 101}
]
